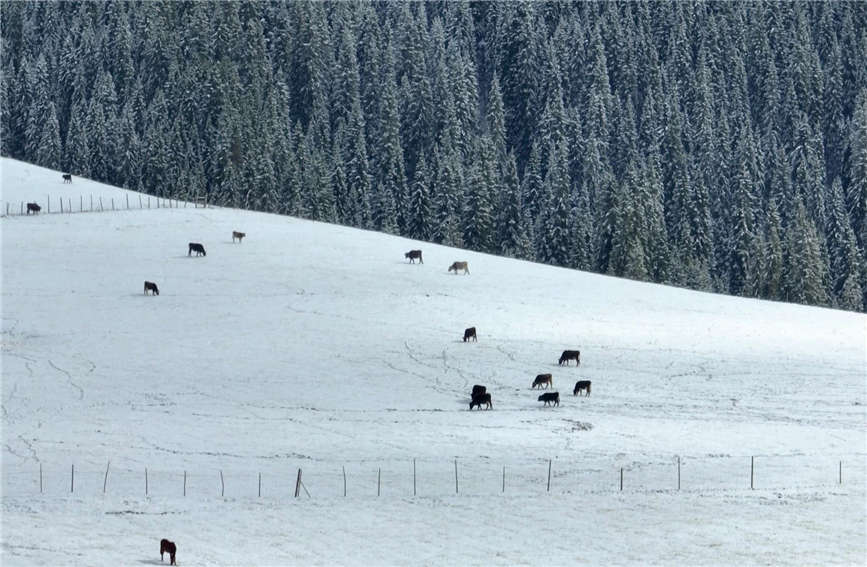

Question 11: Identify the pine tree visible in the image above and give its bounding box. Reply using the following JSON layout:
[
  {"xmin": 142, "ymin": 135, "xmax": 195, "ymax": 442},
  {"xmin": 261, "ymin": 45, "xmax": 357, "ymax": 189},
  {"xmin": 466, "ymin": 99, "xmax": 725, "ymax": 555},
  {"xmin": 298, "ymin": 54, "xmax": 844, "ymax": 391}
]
[{"xmin": 407, "ymin": 153, "xmax": 433, "ymax": 242}]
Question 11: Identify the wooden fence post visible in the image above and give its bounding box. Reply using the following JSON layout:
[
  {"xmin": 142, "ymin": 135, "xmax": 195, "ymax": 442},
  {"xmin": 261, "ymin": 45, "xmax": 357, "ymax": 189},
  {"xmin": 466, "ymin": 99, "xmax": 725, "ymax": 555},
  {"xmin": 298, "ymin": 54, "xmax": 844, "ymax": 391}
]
[
  {"xmin": 60, "ymin": 199, "xmax": 64, "ymax": 213},
  {"xmin": 47, "ymin": 195, "xmax": 50, "ymax": 213},
  {"xmin": 377, "ymin": 468, "xmax": 381, "ymax": 496},
  {"xmin": 295, "ymin": 469, "xmax": 302, "ymax": 498},
  {"xmin": 454, "ymin": 458, "xmax": 459, "ymax": 494},
  {"xmin": 413, "ymin": 459, "xmax": 416, "ymax": 496},
  {"xmin": 145, "ymin": 468, "xmax": 148, "ymax": 496},
  {"xmin": 71, "ymin": 464, "xmax": 74, "ymax": 493},
  {"xmin": 67, "ymin": 198, "xmax": 71, "ymax": 213},
  {"xmin": 183, "ymin": 470, "xmax": 186, "ymax": 496},
  {"xmin": 103, "ymin": 461, "xmax": 110, "ymax": 493},
  {"xmin": 90, "ymin": 195, "xmax": 93, "ymax": 211},
  {"xmin": 220, "ymin": 470, "xmax": 224, "ymax": 497},
  {"xmin": 620, "ymin": 467, "xmax": 623, "ymax": 491},
  {"xmin": 750, "ymin": 456, "xmax": 755, "ymax": 490},
  {"xmin": 502, "ymin": 465, "xmax": 505, "ymax": 493},
  {"xmin": 547, "ymin": 459, "xmax": 552, "ymax": 492},
  {"xmin": 80, "ymin": 195, "xmax": 83, "ymax": 212},
  {"xmin": 139, "ymin": 195, "xmax": 142, "ymax": 209},
  {"xmin": 126, "ymin": 195, "xmax": 129, "ymax": 209},
  {"xmin": 258, "ymin": 472, "xmax": 261, "ymax": 497},
  {"xmin": 839, "ymin": 460, "xmax": 842, "ymax": 484},
  {"xmin": 39, "ymin": 463, "xmax": 43, "ymax": 494},
  {"xmin": 677, "ymin": 456, "xmax": 681, "ymax": 491},
  {"xmin": 111, "ymin": 198, "xmax": 115, "ymax": 211},
  {"xmin": 343, "ymin": 466, "xmax": 347, "ymax": 497},
  {"xmin": 99, "ymin": 196, "xmax": 103, "ymax": 212}
]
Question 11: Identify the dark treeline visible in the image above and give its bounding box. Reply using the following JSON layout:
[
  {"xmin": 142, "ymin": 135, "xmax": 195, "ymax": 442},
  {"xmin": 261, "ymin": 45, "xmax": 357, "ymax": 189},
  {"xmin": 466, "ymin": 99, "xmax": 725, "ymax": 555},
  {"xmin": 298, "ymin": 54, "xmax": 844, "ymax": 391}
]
[{"xmin": 2, "ymin": 1, "xmax": 866, "ymax": 311}]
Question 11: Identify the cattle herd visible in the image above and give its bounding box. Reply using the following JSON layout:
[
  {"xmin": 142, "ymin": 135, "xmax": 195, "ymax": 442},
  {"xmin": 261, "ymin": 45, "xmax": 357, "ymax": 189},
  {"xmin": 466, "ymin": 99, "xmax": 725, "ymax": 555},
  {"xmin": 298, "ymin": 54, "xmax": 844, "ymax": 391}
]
[{"xmin": 407, "ymin": 249, "xmax": 592, "ymax": 411}]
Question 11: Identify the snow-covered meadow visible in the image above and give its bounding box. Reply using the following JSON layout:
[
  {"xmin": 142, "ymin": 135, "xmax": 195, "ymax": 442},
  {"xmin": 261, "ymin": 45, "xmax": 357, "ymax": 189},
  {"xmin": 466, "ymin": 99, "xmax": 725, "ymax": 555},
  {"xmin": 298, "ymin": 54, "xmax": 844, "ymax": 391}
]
[{"xmin": 2, "ymin": 158, "xmax": 865, "ymax": 565}]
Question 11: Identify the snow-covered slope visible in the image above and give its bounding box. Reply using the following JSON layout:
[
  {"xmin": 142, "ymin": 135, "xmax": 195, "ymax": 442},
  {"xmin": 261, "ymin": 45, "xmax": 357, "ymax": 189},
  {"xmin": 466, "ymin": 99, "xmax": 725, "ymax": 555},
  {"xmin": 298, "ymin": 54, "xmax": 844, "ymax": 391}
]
[{"xmin": 2, "ymin": 158, "xmax": 865, "ymax": 566}]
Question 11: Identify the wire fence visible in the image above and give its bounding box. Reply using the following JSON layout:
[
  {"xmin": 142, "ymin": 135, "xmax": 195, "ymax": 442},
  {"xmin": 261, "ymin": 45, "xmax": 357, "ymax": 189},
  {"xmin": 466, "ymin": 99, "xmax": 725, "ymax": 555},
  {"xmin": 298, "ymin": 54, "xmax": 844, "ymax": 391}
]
[
  {"xmin": 1, "ymin": 193, "xmax": 206, "ymax": 217},
  {"xmin": 3, "ymin": 454, "xmax": 863, "ymax": 500}
]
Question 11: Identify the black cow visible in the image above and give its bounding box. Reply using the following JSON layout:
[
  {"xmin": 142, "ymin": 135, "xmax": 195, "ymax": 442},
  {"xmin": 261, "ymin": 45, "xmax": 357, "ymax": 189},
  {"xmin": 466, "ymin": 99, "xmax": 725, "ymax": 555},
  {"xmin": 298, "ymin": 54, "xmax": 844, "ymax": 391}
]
[
  {"xmin": 188, "ymin": 242, "xmax": 206, "ymax": 256},
  {"xmin": 471, "ymin": 385, "xmax": 486, "ymax": 398},
  {"xmin": 26, "ymin": 202, "xmax": 41, "ymax": 214},
  {"xmin": 470, "ymin": 392, "xmax": 492, "ymax": 410},
  {"xmin": 405, "ymin": 249, "xmax": 423, "ymax": 264},
  {"xmin": 558, "ymin": 350, "xmax": 581, "ymax": 366},
  {"xmin": 232, "ymin": 230, "xmax": 246, "ymax": 242},
  {"xmin": 62, "ymin": 173, "xmax": 72, "ymax": 183},
  {"xmin": 463, "ymin": 327, "xmax": 477, "ymax": 342},
  {"xmin": 573, "ymin": 380, "xmax": 591, "ymax": 396},
  {"xmin": 538, "ymin": 392, "xmax": 560, "ymax": 407},
  {"xmin": 532, "ymin": 373, "xmax": 552, "ymax": 389},
  {"xmin": 160, "ymin": 539, "xmax": 176, "ymax": 565},
  {"xmin": 144, "ymin": 281, "xmax": 159, "ymax": 296}
]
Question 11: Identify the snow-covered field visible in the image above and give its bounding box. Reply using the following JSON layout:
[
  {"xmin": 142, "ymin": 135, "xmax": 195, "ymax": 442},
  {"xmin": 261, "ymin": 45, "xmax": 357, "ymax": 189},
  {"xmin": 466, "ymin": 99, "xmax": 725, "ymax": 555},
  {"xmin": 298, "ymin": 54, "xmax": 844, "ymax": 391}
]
[{"xmin": 2, "ymin": 158, "xmax": 865, "ymax": 566}]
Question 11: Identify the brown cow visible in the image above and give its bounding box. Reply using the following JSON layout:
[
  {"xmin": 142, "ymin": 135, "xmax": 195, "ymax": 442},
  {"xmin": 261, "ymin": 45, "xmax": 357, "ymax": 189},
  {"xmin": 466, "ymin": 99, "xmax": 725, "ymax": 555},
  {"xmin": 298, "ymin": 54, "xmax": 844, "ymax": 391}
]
[
  {"xmin": 573, "ymin": 380, "xmax": 591, "ymax": 396},
  {"xmin": 144, "ymin": 281, "xmax": 159, "ymax": 296},
  {"xmin": 232, "ymin": 230, "xmax": 246, "ymax": 242},
  {"xmin": 470, "ymin": 392, "xmax": 492, "ymax": 410},
  {"xmin": 405, "ymin": 249, "xmax": 423, "ymax": 263},
  {"xmin": 448, "ymin": 261, "xmax": 469, "ymax": 274},
  {"xmin": 463, "ymin": 327, "xmax": 477, "ymax": 342},
  {"xmin": 160, "ymin": 539, "xmax": 176, "ymax": 565},
  {"xmin": 532, "ymin": 374, "xmax": 553, "ymax": 389},
  {"xmin": 558, "ymin": 350, "xmax": 581, "ymax": 366}
]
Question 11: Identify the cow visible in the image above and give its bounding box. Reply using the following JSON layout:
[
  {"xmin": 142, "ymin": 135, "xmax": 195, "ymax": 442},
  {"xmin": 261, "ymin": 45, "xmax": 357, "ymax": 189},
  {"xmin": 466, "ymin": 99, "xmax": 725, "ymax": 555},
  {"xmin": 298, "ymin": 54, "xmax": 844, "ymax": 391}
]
[
  {"xmin": 188, "ymin": 242, "xmax": 206, "ymax": 256},
  {"xmin": 471, "ymin": 385, "xmax": 486, "ymax": 398},
  {"xmin": 160, "ymin": 539, "xmax": 176, "ymax": 565},
  {"xmin": 573, "ymin": 380, "xmax": 592, "ymax": 396},
  {"xmin": 538, "ymin": 392, "xmax": 560, "ymax": 407},
  {"xmin": 232, "ymin": 230, "xmax": 246, "ymax": 242},
  {"xmin": 144, "ymin": 281, "xmax": 159, "ymax": 296},
  {"xmin": 532, "ymin": 373, "xmax": 553, "ymax": 389},
  {"xmin": 62, "ymin": 173, "xmax": 72, "ymax": 183},
  {"xmin": 448, "ymin": 261, "xmax": 469, "ymax": 274},
  {"xmin": 405, "ymin": 249, "xmax": 423, "ymax": 264},
  {"xmin": 558, "ymin": 350, "xmax": 581, "ymax": 366},
  {"xmin": 26, "ymin": 202, "xmax": 41, "ymax": 214},
  {"xmin": 463, "ymin": 327, "xmax": 477, "ymax": 342},
  {"xmin": 470, "ymin": 392, "xmax": 492, "ymax": 410}
]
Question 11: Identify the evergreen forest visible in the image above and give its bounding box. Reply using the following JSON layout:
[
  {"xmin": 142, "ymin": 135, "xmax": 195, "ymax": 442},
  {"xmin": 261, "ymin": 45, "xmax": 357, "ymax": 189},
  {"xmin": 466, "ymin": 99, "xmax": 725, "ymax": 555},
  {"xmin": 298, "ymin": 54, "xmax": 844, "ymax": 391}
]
[{"xmin": 2, "ymin": 1, "xmax": 866, "ymax": 311}]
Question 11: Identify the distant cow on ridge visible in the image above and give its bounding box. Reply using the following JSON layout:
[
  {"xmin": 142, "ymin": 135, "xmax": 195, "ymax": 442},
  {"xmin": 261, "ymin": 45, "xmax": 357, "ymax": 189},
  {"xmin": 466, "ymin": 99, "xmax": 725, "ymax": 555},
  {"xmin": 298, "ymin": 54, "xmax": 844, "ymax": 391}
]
[
  {"xmin": 188, "ymin": 242, "xmax": 206, "ymax": 256},
  {"xmin": 538, "ymin": 392, "xmax": 560, "ymax": 407},
  {"xmin": 448, "ymin": 261, "xmax": 469, "ymax": 274},
  {"xmin": 26, "ymin": 202, "xmax": 41, "ymax": 214},
  {"xmin": 144, "ymin": 281, "xmax": 159, "ymax": 296},
  {"xmin": 573, "ymin": 380, "xmax": 591, "ymax": 396},
  {"xmin": 532, "ymin": 374, "xmax": 553, "ymax": 389},
  {"xmin": 62, "ymin": 173, "xmax": 72, "ymax": 183},
  {"xmin": 405, "ymin": 250, "xmax": 423, "ymax": 263},
  {"xmin": 232, "ymin": 231, "xmax": 246, "ymax": 242},
  {"xmin": 559, "ymin": 350, "xmax": 581, "ymax": 366},
  {"xmin": 463, "ymin": 327, "xmax": 477, "ymax": 342}
]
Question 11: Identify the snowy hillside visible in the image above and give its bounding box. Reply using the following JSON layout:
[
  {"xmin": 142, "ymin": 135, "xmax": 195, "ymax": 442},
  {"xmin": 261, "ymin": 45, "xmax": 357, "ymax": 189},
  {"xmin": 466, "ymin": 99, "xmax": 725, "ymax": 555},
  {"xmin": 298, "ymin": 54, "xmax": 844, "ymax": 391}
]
[{"xmin": 2, "ymin": 158, "xmax": 865, "ymax": 566}]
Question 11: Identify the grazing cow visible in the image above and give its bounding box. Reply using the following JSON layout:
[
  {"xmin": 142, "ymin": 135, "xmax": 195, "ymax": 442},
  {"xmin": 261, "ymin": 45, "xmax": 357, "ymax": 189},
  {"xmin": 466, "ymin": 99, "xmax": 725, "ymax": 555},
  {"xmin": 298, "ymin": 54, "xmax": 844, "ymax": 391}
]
[
  {"xmin": 160, "ymin": 539, "xmax": 176, "ymax": 565},
  {"xmin": 470, "ymin": 392, "xmax": 492, "ymax": 410},
  {"xmin": 144, "ymin": 281, "xmax": 160, "ymax": 296},
  {"xmin": 573, "ymin": 380, "xmax": 592, "ymax": 396},
  {"xmin": 538, "ymin": 392, "xmax": 560, "ymax": 407},
  {"xmin": 532, "ymin": 373, "xmax": 553, "ymax": 389},
  {"xmin": 26, "ymin": 202, "xmax": 41, "ymax": 214},
  {"xmin": 471, "ymin": 385, "xmax": 486, "ymax": 398},
  {"xmin": 558, "ymin": 350, "xmax": 581, "ymax": 366},
  {"xmin": 448, "ymin": 261, "xmax": 470, "ymax": 274},
  {"xmin": 232, "ymin": 230, "xmax": 246, "ymax": 242},
  {"xmin": 62, "ymin": 173, "xmax": 72, "ymax": 183},
  {"xmin": 404, "ymin": 249, "xmax": 423, "ymax": 264},
  {"xmin": 463, "ymin": 327, "xmax": 477, "ymax": 342},
  {"xmin": 188, "ymin": 242, "xmax": 206, "ymax": 256}
]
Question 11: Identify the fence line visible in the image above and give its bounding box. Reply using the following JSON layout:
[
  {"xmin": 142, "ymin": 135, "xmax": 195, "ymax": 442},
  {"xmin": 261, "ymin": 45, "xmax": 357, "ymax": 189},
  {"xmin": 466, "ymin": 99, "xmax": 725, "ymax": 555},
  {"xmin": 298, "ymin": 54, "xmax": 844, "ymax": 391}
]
[
  {"xmin": 3, "ymin": 454, "xmax": 862, "ymax": 500},
  {"xmin": 1, "ymin": 193, "xmax": 206, "ymax": 218}
]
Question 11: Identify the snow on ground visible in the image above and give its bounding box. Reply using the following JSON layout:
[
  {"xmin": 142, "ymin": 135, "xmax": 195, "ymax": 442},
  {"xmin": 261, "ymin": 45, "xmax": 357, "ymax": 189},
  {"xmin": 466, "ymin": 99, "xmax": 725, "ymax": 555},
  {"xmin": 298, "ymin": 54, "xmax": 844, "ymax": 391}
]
[{"xmin": 2, "ymin": 158, "xmax": 866, "ymax": 566}]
